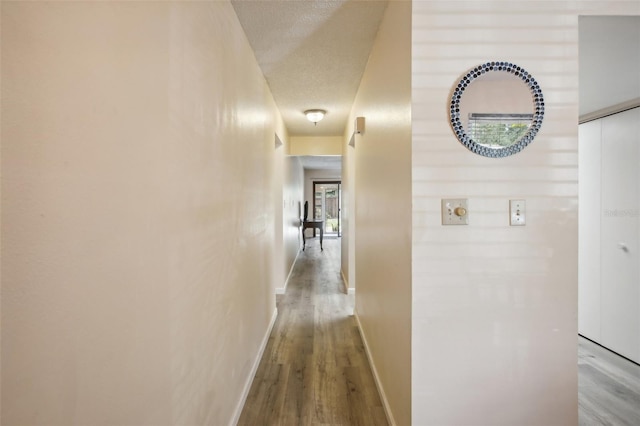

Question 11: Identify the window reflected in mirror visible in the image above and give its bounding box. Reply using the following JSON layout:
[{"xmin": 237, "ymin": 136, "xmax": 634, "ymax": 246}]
[{"xmin": 468, "ymin": 113, "xmax": 533, "ymax": 148}]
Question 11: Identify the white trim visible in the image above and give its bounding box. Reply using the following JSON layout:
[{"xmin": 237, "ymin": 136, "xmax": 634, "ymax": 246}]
[
  {"xmin": 354, "ymin": 310, "xmax": 396, "ymax": 426},
  {"xmin": 276, "ymin": 248, "xmax": 302, "ymax": 294},
  {"xmin": 306, "ymin": 176, "xmax": 341, "ymax": 181},
  {"xmin": 579, "ymin": 97, "xmax": 640, "ymax": 124},
  {"xmin": 230, "ymin": 308, "xmax": 278, "ymax": 426},
  {"xmin": 340, "ymin": 269, "xmax": 356, "ymax": 295},
  {"xmin": 340, "ymin": 270, "xmax": 348, "ymax": 294}
]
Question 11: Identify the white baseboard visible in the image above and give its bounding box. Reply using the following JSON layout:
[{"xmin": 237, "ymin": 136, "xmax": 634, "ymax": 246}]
[
  {"xmin": 230, "ymin": 308, "xmax": 278, "ymax": 425},
  {"xmin": 353, "ymin": 310, "xmax": 396, "ymax": 426},
  {"xmin": 340, "ymin": 270, "xmax": 355, "ymax": 295},
  {"xmin": 276, "ymin": 248, "xmax": 302, "ymax": 295}
]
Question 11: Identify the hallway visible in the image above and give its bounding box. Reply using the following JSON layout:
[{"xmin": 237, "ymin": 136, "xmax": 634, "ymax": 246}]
[{"xmin": 238, "ymin": 238, "xmax": 388, "ymax": 425}]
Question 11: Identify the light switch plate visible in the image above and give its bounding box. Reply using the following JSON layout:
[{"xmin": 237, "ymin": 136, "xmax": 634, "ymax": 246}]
[
  {"xmin": 442, "ymin": 199, "xmax": 469, "ymax": 225},
  {"xmin": 510, "ymin": 199, "xmax": 526, "ymax": 226}
]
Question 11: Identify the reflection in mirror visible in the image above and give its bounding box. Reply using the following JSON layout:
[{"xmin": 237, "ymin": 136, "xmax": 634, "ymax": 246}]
[
  {"xmin": 468, "ymin": 113, "xmax": 533, "ymax": 148},
  {"xmin": 449, "ymin": 62, "xmax": 544, "ymax": 158}
]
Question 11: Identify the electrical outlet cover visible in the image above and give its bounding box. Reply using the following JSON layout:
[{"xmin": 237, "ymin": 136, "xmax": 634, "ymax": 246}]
[{"xmin": 510, "ymin": 199, "xmax": 526, "ymax": 226}]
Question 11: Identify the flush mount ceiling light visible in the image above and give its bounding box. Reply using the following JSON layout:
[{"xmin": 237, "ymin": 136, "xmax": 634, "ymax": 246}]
[{"xmin": 304, "ymin": 109, "xmax": 326, "ymax": 125}]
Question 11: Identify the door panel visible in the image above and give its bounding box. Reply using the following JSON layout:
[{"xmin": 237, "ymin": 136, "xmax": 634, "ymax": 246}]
[{"xmin": 600, "ymin": 107, "xmax": 640, "ymax": 362}]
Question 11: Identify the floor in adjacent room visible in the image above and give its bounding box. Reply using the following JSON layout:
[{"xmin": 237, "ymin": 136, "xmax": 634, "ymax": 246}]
[
  {"xmin": 238, "ymin": 237, "xmax": 388, "ymax": 426},
  {"xmin": 579, "ymin": 336, "xmax": 640, "ymax": 426}
]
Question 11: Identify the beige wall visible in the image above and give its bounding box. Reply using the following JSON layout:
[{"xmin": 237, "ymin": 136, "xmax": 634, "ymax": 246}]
[
  {"xmin": 280, "ymin": 156, "xmax": 304, "ymax": 292},
  {"xmin": 289, "ymin": 136, "xmax": 342, "ymax": 156},
  {"xmin": 412, "ymin": 1, "xmax": 638, "ymax": 424},
  {"xmin": 347, "ymin": 2, "xmax": 412, "ymax": 425},
  {"xmin": 341, "ymin": 134, "xmax": 356, "ymax": 290},
  {"xmin": 1, "ymin": 2, "xmax": 285, "ymax": 424}
]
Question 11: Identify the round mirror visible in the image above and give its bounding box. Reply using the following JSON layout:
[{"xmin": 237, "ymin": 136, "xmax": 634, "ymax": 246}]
[{"xmin": 449, "ymin": 62, "xmax": 545, "ymax": 158}]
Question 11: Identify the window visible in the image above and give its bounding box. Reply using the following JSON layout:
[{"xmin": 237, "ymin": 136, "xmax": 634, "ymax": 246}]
[{"xmin": 468, "ymin": 113, "xmax": 533, "ymax": 148}]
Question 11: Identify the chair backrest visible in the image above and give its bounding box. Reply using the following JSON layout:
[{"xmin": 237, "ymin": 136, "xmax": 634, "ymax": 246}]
[{"xmin": 303, "ymin": 201, "xmax": 308, "ymax": 221}]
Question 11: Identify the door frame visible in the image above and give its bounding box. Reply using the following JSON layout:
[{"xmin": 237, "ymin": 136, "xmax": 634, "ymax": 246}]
[{"xmin": 313, "ymin": 180, "xmax": 341, "ymax": 237}]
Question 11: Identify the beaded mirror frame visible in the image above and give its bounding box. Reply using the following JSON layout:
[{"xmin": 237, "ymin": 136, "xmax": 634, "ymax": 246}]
[{"xmin": 449, "ymin": 61, "xmax": 545, "ymax": 158}]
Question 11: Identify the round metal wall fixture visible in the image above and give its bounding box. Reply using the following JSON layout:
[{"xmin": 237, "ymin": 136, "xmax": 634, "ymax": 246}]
[{"xmin": 449, "ymin": 61, "xmax": 545, "ymax": 158}]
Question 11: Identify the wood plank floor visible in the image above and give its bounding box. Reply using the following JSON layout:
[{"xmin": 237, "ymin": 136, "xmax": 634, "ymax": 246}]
[
  {"xmin": 238, "ymin": 237, "xmax": 388, "ymax": 426},
  {"xmin": 240, "ymin": 236, "xmax": 640, "ymax": 425},
  {"xmin": 579, "ymin": 336, "xmax": 640, "ymax": 426}
]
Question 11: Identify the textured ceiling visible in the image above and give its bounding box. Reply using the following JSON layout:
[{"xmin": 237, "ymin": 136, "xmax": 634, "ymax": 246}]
[{"xmin": 231, "ymin": 0, "xmax": 388, "ymax": 137}]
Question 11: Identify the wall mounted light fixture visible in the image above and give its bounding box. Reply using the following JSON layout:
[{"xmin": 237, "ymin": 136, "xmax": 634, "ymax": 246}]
[{"xmin": 305, "ymin": 109, "xmax": 326, "ymax": 125}]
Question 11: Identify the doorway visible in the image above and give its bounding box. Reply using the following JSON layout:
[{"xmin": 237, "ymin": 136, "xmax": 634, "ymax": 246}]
[
  {"xmin": 578, "ymin": 15, "xmax": 640, "ymax": 364},
  {"xmin": 313, "ymin": 181, "xmax": 341, "ymax": 237}
]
